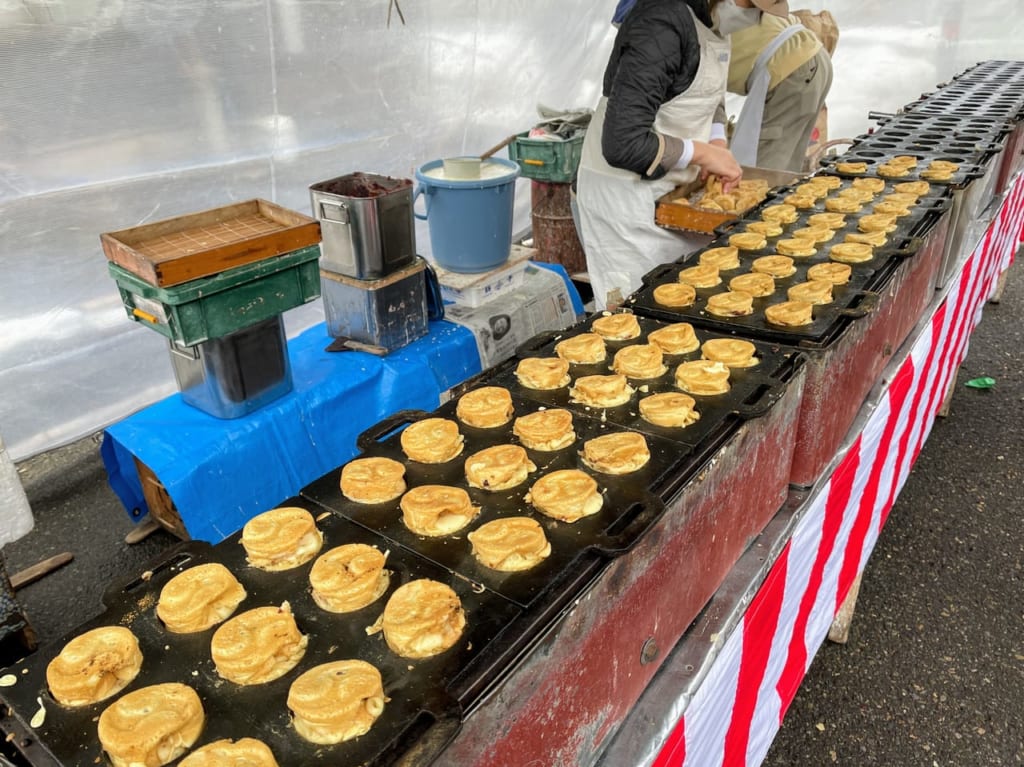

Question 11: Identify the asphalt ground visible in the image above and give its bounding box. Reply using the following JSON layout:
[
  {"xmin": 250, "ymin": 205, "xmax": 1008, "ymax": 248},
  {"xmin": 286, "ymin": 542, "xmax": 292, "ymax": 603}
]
[{"xmin": 1, "ymin": 264, "xmax": 1021, "ymax": 766}]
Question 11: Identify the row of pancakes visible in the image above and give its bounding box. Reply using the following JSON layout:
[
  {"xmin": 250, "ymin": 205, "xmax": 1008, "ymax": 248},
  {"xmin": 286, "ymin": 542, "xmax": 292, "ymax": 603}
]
[
  {"xmin": 650, "ymin": 176, "xmax": 933, "ymax": 327},
  {"xmin": 835, "ymin": 155, "xmax": 961, "ymax": 181}
]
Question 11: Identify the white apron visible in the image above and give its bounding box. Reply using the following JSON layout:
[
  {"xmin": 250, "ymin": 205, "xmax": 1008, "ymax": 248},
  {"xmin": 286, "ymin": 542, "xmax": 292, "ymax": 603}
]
[
  {"xmin": 577, "ymin": 9, "xmax": 730, "ymax": 309},
  {"xmin": 729, "ymin": 23, "xmax": 806, "ymax": 167}
]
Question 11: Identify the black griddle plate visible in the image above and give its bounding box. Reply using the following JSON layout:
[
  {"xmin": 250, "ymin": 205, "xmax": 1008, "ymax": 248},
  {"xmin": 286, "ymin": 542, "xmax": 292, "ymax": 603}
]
[
  {"xmin": 625, "ymin": 180, "xmax": 952, "ymax": 347},
  {"xmin": 303, "ymin": 400, "xmax": 672, "ymax": 614},
  {"xmin": 491, "ymin": 315, "xmax": 800, "ymax": 447},
  {"xmin": 0, "ymin": 503, "xmax": 523, "ymax": 767},
  {"xmin": 818, "ymin": 151, "xmax": 987, "ymax": 188}
]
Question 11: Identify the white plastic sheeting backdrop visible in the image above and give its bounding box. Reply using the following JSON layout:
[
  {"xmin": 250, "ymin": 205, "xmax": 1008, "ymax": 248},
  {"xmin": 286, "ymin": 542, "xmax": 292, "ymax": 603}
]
[{"xmin": 1, "ymin": 0, "xmax": 1021, "ymax": 461}]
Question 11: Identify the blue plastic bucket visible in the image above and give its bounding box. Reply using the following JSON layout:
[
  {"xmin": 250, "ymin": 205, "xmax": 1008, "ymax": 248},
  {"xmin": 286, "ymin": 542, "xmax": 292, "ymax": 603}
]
[{"xmin": 414, "ymin": 158, "xmax": 520, "ymax": 273}]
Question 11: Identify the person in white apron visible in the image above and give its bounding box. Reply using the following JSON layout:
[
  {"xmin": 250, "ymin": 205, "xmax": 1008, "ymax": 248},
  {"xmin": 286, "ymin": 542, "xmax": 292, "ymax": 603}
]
[
  {"xmin": 728, "ymin": 4, "xmax": 833, "ymax": 171},
  {"xmin": 576, "ymin": 0, "xmax": 787, "ymax": 310}
]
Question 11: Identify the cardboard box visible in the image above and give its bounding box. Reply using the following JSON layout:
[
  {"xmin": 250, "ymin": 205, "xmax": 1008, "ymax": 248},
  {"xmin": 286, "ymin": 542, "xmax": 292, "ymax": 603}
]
[{"xmin": 434, "ymin": 245, "xmax": 533, "ymax": 307}]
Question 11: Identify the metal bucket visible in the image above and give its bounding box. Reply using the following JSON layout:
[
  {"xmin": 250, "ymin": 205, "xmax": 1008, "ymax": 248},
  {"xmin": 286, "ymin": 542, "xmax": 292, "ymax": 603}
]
[{"xmin": 309, "ymin": 172, "xmax": 416, "ymax": 280}]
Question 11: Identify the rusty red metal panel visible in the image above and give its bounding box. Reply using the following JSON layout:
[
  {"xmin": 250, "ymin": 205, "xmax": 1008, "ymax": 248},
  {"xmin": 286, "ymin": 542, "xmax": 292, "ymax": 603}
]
[
  {"xmin": 788, "ymin": 209, "xmax": 950, "ymax": 486},
  {"xmin": 441, "ymin": 367, "xmax": 806, "ymax": 765}
]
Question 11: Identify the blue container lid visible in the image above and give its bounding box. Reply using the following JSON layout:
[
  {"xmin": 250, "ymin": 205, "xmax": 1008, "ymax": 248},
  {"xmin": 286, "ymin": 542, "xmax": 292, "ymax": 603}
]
[{"xmin": 416, "ymin": 158, "xmax": 520, "ymax": 189}]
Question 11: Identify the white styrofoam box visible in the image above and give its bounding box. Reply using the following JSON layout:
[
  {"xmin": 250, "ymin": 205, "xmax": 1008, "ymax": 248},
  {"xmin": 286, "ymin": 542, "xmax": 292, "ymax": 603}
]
[{"xmin": 433, "ymin": 245, "xmax": 534, "ymax": 307}]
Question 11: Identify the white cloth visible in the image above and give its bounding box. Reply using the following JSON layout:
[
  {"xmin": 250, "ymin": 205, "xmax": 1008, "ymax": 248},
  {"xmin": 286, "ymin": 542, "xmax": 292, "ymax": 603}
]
[
  {"xmin": 730, "ymin": 23, "xmax": 806, "ymax": 167},
  {"xmin": 0, "ymin": 433, "xmax": 33, "ymax": 546},
  {"xmin": 577, "ymin": 9, "xmax": 731, "ymax": 309}
]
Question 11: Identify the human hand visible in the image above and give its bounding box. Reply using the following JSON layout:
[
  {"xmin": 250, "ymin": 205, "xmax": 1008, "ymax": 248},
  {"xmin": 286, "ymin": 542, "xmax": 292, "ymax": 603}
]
[{"xmin": 692, "ymin": 141, "xmax": 742, "ymax": 192}]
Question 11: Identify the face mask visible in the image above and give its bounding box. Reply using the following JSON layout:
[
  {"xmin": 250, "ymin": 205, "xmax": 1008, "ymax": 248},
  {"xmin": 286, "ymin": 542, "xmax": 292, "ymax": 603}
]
[{"xmin": 713, "ymin": 0, "xmax": 761, "ymax": 35}]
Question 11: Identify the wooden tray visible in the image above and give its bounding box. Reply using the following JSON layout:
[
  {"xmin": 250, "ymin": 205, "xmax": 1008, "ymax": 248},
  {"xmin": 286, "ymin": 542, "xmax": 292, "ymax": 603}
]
[
  {"xmin": 655, "ymin": 166, "xmax": 804, "ymax": 234},
  {"xmin": 100, "ymin": 199, "xmax": 322, "ymax": 287}
]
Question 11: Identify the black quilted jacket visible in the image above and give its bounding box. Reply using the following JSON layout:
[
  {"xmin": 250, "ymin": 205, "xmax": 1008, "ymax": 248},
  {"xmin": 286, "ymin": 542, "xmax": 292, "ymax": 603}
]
[{"xmin": 602, "ymin": 0, "xmax": 719, "ymax": 180}]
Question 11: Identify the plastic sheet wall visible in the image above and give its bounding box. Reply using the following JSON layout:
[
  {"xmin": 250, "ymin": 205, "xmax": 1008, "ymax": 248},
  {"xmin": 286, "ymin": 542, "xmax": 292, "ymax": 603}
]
[{"xmin": 1, "ymin": 0, "xmax": 1021, "ymax": 462}]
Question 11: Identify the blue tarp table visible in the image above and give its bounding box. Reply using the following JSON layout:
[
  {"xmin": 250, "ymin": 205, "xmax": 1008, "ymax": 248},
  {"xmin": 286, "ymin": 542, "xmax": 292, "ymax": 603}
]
[
  {"xmin": 101, "ymin": 319, "xmax": 481, "ymax": 542},
  {"xmin": 101, "ymin": 262, "xmax": 584, "ymax": 543}
]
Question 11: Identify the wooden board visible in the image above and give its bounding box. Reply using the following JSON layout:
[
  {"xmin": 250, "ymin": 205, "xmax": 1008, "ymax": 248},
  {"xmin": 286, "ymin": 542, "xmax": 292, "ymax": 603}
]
[
  {"xmin": 100, "ymin": 199, "xmax": 322, "ymax": 287},
  {"xmin": 655, "ymin": 166, "xmax": 806, "ymax": 234}
]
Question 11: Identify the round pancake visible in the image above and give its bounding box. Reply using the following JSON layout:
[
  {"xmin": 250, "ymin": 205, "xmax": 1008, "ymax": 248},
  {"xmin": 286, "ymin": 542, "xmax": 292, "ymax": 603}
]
[
  {"xmin": 526, "ymin": 469, "xmax": 603, "ymax": 522},
  {"xmin": 464, "ymin": 444, "xmax": 537, "ymax": 491},
  {"xmin": 340, "ymin": 457, "xmax": 407, "ymax": 504},
  {"xmin": 699, "ymin": 246, "xmax": 741, "ymax": 270},
  {"xmin": 677, "ymin": 263, "xmax": 721, "ymax": 288},
  {"xmin": 400, "ymin": 417, "xmax": 464, "ymax": 463},
  {"xmin": 638, "ymin": 392, "xmax": 701, "ymax": 428},
  {"xmin": 701, "ymin": 338, "xmax": 758, "ymax": 368},
  {"xmin": 807, "ymin": 262, "xmax": 852, "ymax": 285},
  {"xmin": 844, "ymin": 230, "xmax": 888, "ymax": 247},
  {"xmin": 706, "ymin": 290, "xmax": 754, "ymax": 317},
  {"xmin": 761, "ymin": 203, "xmax": 798, "ymax": 224},
  {"xmin": 857, "ymin": 214, "xmax": 897, "ymax": 233},
  {"xmin": 824, "ymin": 196, "xmax": 862, "ymax": 214},
  {"xmin": 775, "ymin": 239, "xmax": 817, "ymax": 257},
  {"xmin": 467, "ymin": 517, "xmax": 551, "ymax": 572},
  {"xmin": 765, "ymin": 300, "xmax": 814, "ymax": 327},
  {"xmin": 851, "ymin": 177, "xmax": 886, "ymax": 193},
  {"xmin": 580, "ymin": 432, "xmax": 651, "ymax": 475},
  {"xmin": 157, "ymin": 563, "xmax": 247, "ymax": 634},
  {"xmin": 513, "ymin": 408, "xmax": 576, "ymax": 451},
  {"xmin": 834, "ymin": 161, "xmax": 867, "ymax": 174},
  {"xmin": 783, "ymin": 193, "xmax": 817, "ymax": 209},
  {"xmin": 744, "ymin": 220, "xmax": 783, "ymax": 237},
  {"xmin": 591, "ymin": 313, "xmax": 641, "ymax": 341},
  {"xmin": 47, "ymin": 626, "xmax": 143, "ymax": 707},
  {"xmin": 751, "ymin": 255, "xmax": 796, "ymax": 278},
  {"xmin": 791, "ymin": 226, "xmax": 835, "ymax": 243},
  {"xmin": 729, "ymin": 272, "xmax": 775, "ymax": 297},
  {"xmin": 400, "ymin": 485, "xmax": 479, "ymax": 536},
  {"xmin": 288, "ymin": 660, "xmax": 386, "ymax": 744},
  {"xmin": 180, "ymin": 739, "xmax": 279, "ymax": 767},
  {"xmin": 515, "ymin": 357, "xmax": 571, "ymax": 390},
  {"xmin": 612, "ymin": 344, "xmax": 667, "ymax": 379},
  {"xmin": 555, "ymin": 332, "xmax": 607, "ymax": 364},
  {"xmin": 456, "ymin": 386, "xmax": 514, "ymax": 429},
  {"xmin": 652, "ymin": 282, "xmax": 697, "ymax": 308},
  {"xmin": 788, "ymin": 279, "xmax": 834, "ymax": 305},
  {"xmin": 830, "ymin": 242, "xmax": 874, "ymax": 264},
  {"xmin": 380, "ymin": 579, "xmax": 465, "ymax": 658},
  {"xmin": 837, "ymin": 187, "xmax": 875, "ymax": 203},
  {"xmin": 211, "ymin": 603, "xmax": 307, "ymax": 685},
  {"xmin": 893, "ymin": 180, "xmax": 931, "ymax": 196},
  {"xmin": 807, "ymin": 212, "xmax": 846, "ymax": 230},
  {"xmin": 728, "ymin": 232, "xmax": 767, "ymax": 251},
  {"xmin": 806, "ymin": 175, "xmax": 842, "ymax": 190},
  {"xmin": 873, "ymin": 201, "xmax": 911, "ymax": 217},
  {"xmin": 310, "ymin": 544, "xmax": 390, "ymax": 613},
  {"xmin": 647, "ymin": 322, "xmax": 699, "ymax": 354},
  {"xmin": 569, "ymin": 374, "xmax": 634, "ymax": 408},
  {"xmin": 241, "ymin": 507, "xmax": 323, "ymax": 572},
  {"xmin": 674, "ymin": 360, "xmax": 731, "ymax": 395},
  {"xmin": 98, "ymin": 683, "xmax": 204, "ymax": 767},
  {"xmin": 876, "ymin": 163, "xmax": 910, "ymax": 178}
]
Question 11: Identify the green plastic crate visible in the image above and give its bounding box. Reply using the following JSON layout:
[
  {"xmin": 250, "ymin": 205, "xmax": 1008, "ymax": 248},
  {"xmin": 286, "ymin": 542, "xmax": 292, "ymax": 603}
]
[
  {"xmin": 110, "ymin": 245, "xmax": 321, "ymax": 346},
  {"xmin": 508, "ymin": 131, "xmax": 585, "ymax": 183}
]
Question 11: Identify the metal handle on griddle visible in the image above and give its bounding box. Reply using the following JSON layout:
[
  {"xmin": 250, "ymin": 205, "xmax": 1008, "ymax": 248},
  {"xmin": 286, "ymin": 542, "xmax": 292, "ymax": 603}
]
[
  {"xmin": 355, "ymin": 409, "xmax": 431, "ymax": 452},
  {"xmin": 712, "ymin": 217, "xmax": 745, "ymax": 238},
  {"xmin": 513, "ymin": 329, "xmax": 561, "ymax": 358},
  {"xmin": 101, "ymin": 541, "xmax": 212, "ymax": 607},
  {"xmin": 885, "ymin": 236, "xmax": 924, "ymax": 259},
  {"xmin": 589, "ymin": 492, "xmax": 666, "ymax": 556},
  {"xmin": 732, "ymin": 377, "xmax": 789, "ymax": 419},
  {"xmin": 867, "ymin": 111, "xmax": 897, "ymax": 122},
  {"xmin": 839, "ymin": 291, "xmax": 879, "ymax": 320},
  {"xmin": 639, "ymin": 261, "xmax": 677, "ymax": 287}
]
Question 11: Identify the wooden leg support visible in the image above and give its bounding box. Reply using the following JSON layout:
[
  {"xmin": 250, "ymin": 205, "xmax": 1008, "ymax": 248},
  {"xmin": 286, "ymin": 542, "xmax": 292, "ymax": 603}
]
[
  {"xmin": 988, "ymin": 269, "xmax": 1009, "ymax": 304},
  {"xmin": 937, "ymin": 363, "xmax": 961, "ymax": 418},
  {"xmin": 828, "ymin": 573, "xmax": 862, "ymax": 645}
]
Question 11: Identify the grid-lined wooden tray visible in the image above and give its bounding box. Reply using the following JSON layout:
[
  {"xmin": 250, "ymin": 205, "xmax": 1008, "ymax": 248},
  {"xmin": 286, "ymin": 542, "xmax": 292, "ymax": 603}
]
[{"xmin": 100, "ymin": 199, "xmax": 322, "ymax": 287}]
